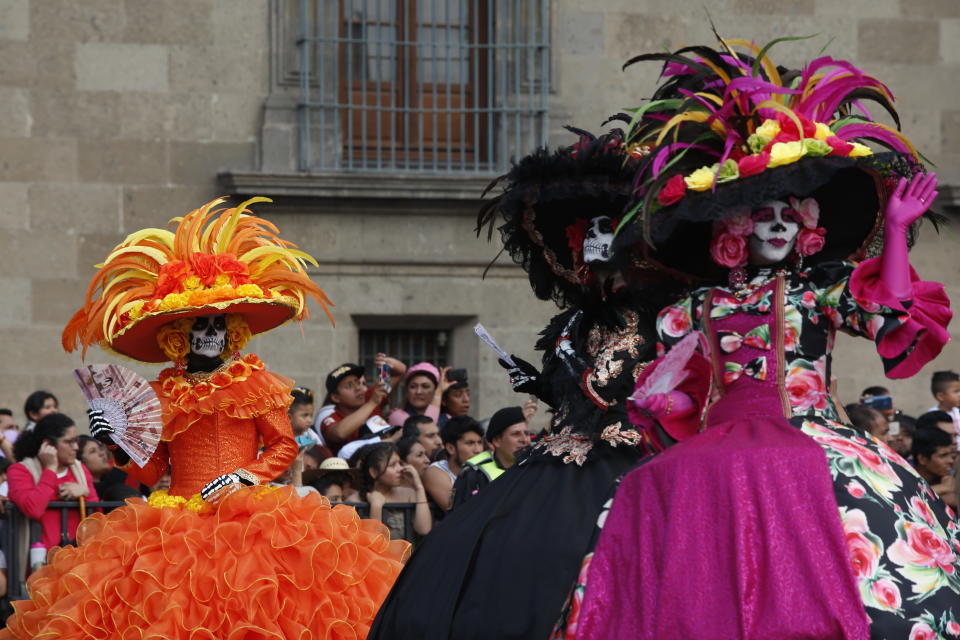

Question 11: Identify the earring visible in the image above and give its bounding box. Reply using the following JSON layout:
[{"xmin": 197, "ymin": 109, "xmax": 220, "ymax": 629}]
[{"xmin": 174, "ymin": 357, "xmax": 186, "ymax": 377}]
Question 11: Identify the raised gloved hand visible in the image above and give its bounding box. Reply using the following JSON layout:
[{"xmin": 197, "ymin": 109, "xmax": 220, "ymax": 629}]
[
  {"xmin": 882, "ymin": 173, "xmax": 937, "ymax": 300},
  {"xmin": 87, "ymin": 409, "xmax": 115, "ymax": 443},
  {"xmin": 498, "ymin": 356, "xmax": 541, "ymax": 395},
  {"xmin": 200, "ymin": 472, "xmax": 254, "ymax": 501}
]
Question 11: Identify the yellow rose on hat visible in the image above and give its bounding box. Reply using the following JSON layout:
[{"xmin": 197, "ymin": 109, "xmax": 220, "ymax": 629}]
[
  {"xmin": 684, "ymin": 166, "xmax": 716, "ymax": 191},
  {"xmin": 848, "ymin": 142, "xmax": 874, "ymax": 157},
  {"xmin": 767, "ymin": 141, "xmax": 805, "ymax": 168}
]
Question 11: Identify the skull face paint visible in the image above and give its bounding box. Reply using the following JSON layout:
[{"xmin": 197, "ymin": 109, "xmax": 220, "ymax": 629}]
[
  {"xmin": 583, "ymin": 216, "xmax": 615, "ymax": 264},
  {"xmin": 190, "ymin": 314, "xmax": 227, "ymax": 358},
  {"xmin": 748, "ymin": 200, "xmax": 801, "ymax": 265}
]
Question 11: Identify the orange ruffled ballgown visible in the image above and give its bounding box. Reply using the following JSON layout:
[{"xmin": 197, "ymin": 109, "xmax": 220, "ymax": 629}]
[{"xmin": 1, "ymin": 355, "xmax": 411, "ymax": 640}]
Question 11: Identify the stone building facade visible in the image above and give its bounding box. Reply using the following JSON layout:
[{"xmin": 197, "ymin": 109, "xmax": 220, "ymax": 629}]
[{"xmin": 1, "ymin": 0, "xmax": 958, "ymax": 425}]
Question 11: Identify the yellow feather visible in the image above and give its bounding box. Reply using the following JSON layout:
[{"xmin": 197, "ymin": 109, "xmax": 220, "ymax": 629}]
[
  {"xmin": 216, "ymin": 197, "xmax": 272, "ymax": 254},
  {"xmin": 654, "ymin": 110, "xmax": 711, "ymax": 146},
  {"xmin": 723, "ymin": 38, "xmax": 782, "ymax": 87},
  {"xmin": 103, "ymin": 245, "xmax": 171, "ymax": 267}
]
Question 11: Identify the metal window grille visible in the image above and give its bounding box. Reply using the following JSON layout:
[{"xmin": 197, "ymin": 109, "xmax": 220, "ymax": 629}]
[
  {"xmin": 297, "ymin": 0, "xmax": 550, "ymax": 174},
  {"xmin": 358, "ymin": 328, "xmax": 449, "ymax": 378}
]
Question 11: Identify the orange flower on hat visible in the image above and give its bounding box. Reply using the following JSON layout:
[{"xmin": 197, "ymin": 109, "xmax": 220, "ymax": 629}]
[
  {"xmin": 214, "ymin": 254, "xmax": 251, "ymax": 287},
  {"xmin": 155, "ymin": 260, "xmax": 191, "ymax": 299}
]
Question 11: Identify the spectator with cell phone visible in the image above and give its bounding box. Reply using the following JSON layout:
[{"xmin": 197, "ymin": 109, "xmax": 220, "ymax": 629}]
[
  {"xmin": 387, "ymin": 363, "xmax": 455, "ymax": 428},
  {"xmin": 318, "ymin": 354, "xmax": 406, "ymax": 455}
]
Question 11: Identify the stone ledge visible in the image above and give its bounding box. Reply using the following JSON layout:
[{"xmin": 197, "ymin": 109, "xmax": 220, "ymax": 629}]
[{"xmin": 218, "ymin": 171, "xmax": 494, "ymax": 202}]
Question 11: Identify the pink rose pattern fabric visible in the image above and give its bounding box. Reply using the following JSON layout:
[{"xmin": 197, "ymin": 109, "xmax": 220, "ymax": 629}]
[{"xmin": 656, "ymin": 261, "xmax": 959, "ymax": 636}]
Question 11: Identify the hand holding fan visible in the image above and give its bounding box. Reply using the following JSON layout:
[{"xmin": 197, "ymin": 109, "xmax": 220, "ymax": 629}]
[{"xmin": 72, "ymin": 364, "xmax": 162, "ymax": 468}]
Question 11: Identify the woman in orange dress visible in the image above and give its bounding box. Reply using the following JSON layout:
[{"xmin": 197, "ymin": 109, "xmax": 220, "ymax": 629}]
[{"xmin": 1, "ymin": 198, "xmax": 409, "ymax": 640}]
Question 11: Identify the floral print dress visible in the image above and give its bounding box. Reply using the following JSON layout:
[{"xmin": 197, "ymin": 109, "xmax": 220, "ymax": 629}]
[{"xmin": 573, "ymin": 259, "xmax": 957, "ymax": 640}]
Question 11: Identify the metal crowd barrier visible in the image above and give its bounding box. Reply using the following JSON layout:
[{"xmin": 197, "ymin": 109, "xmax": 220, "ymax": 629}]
[{"xmin": 3, "ymin": 499, "xmax": 418, "ymax": 601}]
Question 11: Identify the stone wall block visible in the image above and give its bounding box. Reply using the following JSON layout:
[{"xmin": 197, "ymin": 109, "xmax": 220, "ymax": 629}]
[
  {"xmin": 168, "ymin": 141, "xmax": 254, "ymax": 185},
  {"xmin": 0, "ymin": 277, "xmax": 30, "ymax": 326},
  {"xmin": 941, "ymin": 19, "xmax": 960, "ymax": 64},
  {"xmin": 78, "ymin": 139, "xmax": 169, "ymax": 184},
  {"xmin": 76, "ymin": 43, "xmax": 170, "ymax": 93},
  {"xmin": 122, "ymin": 0, "xmax": 213, "ymax": 44},
  {"xmin": 815, "ymin": 0, "xmax": 898, "ymax": 17},
  {"xmin": 119, "ymin": 92, "xmax": 214, "ymax": 142},
  {"xmin": 0, "ymin": 183, "xmax": 28, "ymax": 230},
  {"xmin": 29, "ymin": 184, "xmax": 121, "ymax": 234},
  {"xmin": 605, "ymin": 14, "xmax": 689, "ymax": 62},
  {"xmin": 734, "ymin": 0, "xmax": 814, "ymax": 14},
  {"xmin": 31, "ymin": 277, "xmax": 85, "ymax": 326},
  {"xmin": 169, "ymin": 44, "xmax": 267, "ymax": 95},
  {"xmin": 941, "ymin": 110, "xmax": 960, "ymax": 156},
  {"xmin": 859, "ymin": 19, "xmax": 940, "ymax": 63},
  {"xmin": 30, "ymin": 0, "xmax": 126, "ymax": 42},
  {"xmin": 211, "ymin": 0, "xmax": 268, "ymax": 44},
  {"xmin": 0, "ymin": 0, "xmax": 30, "ymax": 41},
  {"xmin": 0, "ymin": 138, "xmax": 77, "ymax": 182},
  {"xmin": 559, "ymin": 11, "xmax": 605, "ymax": 57},
  {"xmin": 32, "ymin": 89, "xmax": 122, "ymax": 139},
  {"xmin": 121, "ymin": 185, "xmax": 217, "ymax": 232},
  {"xmin": 0, "ymin": 88, "xmax": 30, "ymax": 137},
  {"xmin": 906, "ymin": 0, "xmax": 960, "ymax": 18},
  {"xmin": 0, "ymin": 230, "xmax": 77, "ymax": 278},
  {"xmin": 211, "ymin": 92, "xmax": 264, "ymax": 143}
]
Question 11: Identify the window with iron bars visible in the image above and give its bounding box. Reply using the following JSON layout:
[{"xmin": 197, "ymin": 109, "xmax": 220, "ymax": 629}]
[
  {"xmin": 358, "ymin": 328, "xmax": 450, "ymax": 406},
  {"xmin": 297, "ymin": 0, "xmax": 550, "ymax": 174}
]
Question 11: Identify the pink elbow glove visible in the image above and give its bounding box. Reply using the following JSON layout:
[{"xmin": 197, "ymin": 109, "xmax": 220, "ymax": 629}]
[{"xmin": 881, "ymin": 173, "xmax": 937, "ymax": 300}]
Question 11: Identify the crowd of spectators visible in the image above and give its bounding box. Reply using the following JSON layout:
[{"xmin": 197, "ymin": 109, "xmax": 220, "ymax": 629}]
[{"xmin": 1, "ymin": 358, "xmax": 958, "ymax": 604}]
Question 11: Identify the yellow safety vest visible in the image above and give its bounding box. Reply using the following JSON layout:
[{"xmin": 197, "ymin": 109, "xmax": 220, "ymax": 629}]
[{"xmin": 463, "ymin": 451, "xmax": 505, "ymax": 482}]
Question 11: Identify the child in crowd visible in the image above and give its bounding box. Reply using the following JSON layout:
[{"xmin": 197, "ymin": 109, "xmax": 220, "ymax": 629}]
[
  {"xmin": 290, "ymin": 387, "xmax": 323, "ymax": 448},
  {"xmin": 912, "ymin": 426, "xmax": 957, "ymax": 509},
  {"xmin": 304, "ymin": 457, "xmax": 357, "ymax": 504},
  {"xmin": 929, "ymin": 370, "xmax": 960, "ymax": 449}
]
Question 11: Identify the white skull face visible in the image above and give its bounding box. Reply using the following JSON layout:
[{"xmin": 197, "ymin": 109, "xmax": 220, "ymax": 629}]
[
  {"xmin": 190, "ymin": 314, "xmax": 227, "ymax": 358},
  {"xmin": 583, "ymin": 216, "xmax": 615, "ymax": 264},
  {"xmin": 748, "ymin": 200, "xmax": 801, "ymax": 265}
]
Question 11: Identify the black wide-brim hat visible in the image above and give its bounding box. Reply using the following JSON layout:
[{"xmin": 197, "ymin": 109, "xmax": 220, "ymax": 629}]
[
  {"xmin": 477, "ymin": 128, "xmax": 641, "ymax": 308},
  {"xmin": 617, "ymin": 153, "xmax": 920, "ymax": 282}
]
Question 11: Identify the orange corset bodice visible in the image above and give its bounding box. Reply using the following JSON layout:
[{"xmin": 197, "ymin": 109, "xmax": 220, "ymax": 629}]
[{"xmin": 124, "ymin": 355, "xmax": 297, "ymax": 497}]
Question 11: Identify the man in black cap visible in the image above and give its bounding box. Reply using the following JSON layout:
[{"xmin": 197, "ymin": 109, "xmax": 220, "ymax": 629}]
[
  {"xmin": 316, "ymin": 354, "xmax": 405, "ymax": 455},
  {"xmin": 451, "ymin": 406, "xmax": 530, "ymax": 508}
]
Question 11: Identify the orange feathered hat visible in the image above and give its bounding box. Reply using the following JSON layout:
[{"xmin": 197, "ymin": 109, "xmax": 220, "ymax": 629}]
[{"xmin": 63, "ymin": 196, "xmax": 334, "ymax": 363}]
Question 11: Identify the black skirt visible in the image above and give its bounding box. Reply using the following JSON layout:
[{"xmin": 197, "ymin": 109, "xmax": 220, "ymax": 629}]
[{"xmin": 369, "ymin": 445, "xmax": 641, "ymax": 640}]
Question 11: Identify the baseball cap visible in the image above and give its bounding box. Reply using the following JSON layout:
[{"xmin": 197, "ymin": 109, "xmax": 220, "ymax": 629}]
[
  {"xmin": 486, "ymin": 406, "xmax": 526, "ymax": 442},
  {"xmin": 325, "ymin": 363, "xmax": 365, "ymax": 394}
]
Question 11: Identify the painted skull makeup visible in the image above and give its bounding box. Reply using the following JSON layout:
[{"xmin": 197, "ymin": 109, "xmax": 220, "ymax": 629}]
[
  {"xmin": 748, "ymin": 200, "xmax": 801, "ymax": 265},
  {"xmin": 583, "ymin": 216, "xmax": 615, "ymax": 264},
  {"xmin": 190, "ymin": 314, "xmax": 227, "ymax": 358}
]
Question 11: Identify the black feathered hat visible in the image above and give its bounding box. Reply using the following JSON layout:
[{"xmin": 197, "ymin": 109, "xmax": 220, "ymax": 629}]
[{"xmin": 477, "ymin": 127, "xmax": 654, "ymax": 308}]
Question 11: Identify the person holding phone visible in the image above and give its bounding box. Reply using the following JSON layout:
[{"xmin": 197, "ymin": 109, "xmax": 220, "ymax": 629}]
[{"xmin": 7, "ymin": 413, "xmax": 97, "ymax": 558}]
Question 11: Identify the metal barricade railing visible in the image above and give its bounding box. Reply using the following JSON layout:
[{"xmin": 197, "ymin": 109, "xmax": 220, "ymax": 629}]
[
  {"xmin": 4, "ymin": 500, "xmax": 419, "ymax": 601},
  {"xmin": 4, "ymin": 501, "xmax": 125, "ymax": 601}
]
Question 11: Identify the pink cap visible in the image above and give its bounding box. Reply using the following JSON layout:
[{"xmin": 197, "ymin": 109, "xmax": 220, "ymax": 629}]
[{"xmin": 405, "ymin": 362, "xmax": 440, "ymax": 384}]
